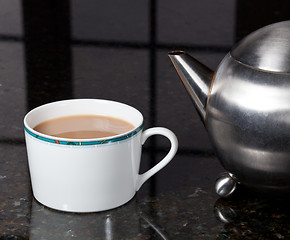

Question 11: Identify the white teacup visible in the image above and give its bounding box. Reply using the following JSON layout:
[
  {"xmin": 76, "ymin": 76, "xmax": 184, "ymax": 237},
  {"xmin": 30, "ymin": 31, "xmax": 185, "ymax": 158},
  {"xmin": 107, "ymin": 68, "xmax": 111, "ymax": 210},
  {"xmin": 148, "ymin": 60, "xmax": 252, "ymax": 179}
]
[{"xmin": 24, "ymin": 99, "xmax": 178, "ymax": 212}]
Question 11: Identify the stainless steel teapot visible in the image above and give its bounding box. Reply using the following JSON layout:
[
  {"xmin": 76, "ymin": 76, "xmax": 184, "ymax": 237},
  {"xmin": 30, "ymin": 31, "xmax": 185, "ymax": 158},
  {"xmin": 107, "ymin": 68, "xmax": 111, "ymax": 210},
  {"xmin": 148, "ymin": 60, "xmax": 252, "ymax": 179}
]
[{"xmin": 169, "ymin": 21, "xmax": 290, "ymax": 197}]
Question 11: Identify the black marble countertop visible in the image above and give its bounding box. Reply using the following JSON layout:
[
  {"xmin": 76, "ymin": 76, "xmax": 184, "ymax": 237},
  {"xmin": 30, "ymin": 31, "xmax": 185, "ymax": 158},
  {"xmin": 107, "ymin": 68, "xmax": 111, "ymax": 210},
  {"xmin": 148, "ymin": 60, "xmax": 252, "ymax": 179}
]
[{"xmin": 0, "ymin": 0, "xmax": 290, "ymax": 239}]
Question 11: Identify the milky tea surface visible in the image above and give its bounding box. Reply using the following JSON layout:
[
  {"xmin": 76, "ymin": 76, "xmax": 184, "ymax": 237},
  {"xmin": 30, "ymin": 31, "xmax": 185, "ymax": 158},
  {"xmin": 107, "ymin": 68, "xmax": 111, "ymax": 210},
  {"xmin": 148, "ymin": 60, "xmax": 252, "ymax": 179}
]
[{"xmin": 33, "ymin": 115, "xmax": 135, "ymax": 139}]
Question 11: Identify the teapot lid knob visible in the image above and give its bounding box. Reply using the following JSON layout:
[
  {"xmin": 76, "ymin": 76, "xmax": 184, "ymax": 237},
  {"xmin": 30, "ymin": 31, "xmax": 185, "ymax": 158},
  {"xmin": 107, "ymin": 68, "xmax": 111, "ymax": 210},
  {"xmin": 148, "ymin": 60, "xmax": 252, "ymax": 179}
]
[{"xmin": 231, "ymin": 21, "xmax": 290, "ymax": 73}]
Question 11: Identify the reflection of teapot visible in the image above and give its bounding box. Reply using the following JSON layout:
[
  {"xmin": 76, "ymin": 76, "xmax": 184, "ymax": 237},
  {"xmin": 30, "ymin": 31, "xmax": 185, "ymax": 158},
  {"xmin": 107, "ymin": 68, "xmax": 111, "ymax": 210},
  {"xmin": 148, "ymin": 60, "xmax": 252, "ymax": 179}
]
[
  {"xmin": 169, "ymin": 21, "xmax": 290, "ymax": 197},
  {"xmin": 214, "ymin": 196, "xmax": 290, "ymax": 239}
]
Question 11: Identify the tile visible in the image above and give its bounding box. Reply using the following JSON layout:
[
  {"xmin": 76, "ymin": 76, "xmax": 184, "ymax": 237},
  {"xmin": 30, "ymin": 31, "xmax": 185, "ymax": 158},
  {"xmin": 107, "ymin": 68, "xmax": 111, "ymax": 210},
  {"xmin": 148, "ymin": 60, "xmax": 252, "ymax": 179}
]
[
  {"xmin": 0, "ymin": 42, "xmax": 26, "ymax": 140},
  {"xmin": 157, "ymin": 0, "xmax": 236, "ymax": 46},
  {"xmin": 71, "ymin": 0, "xmax": 149, "ymax": 42},
  {"xmin": 0, "ymin": 0, "xmax": 23, "ymax": 36}
]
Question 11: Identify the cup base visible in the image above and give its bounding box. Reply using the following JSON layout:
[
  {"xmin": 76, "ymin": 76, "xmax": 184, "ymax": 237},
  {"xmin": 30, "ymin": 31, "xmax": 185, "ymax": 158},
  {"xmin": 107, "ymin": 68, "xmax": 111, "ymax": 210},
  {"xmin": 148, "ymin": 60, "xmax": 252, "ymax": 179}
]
[{"xmin": 32, "ymin": 193, "xmax": 137, "ymax": 213}]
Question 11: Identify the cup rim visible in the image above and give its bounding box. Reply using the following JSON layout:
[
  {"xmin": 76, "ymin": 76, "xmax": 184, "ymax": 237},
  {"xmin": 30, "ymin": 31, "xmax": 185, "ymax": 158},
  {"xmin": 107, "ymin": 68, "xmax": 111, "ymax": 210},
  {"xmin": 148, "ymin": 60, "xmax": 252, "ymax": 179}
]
[{"xmin": 24, "ymin": 99, "xmax": 144, "ymax": 146}]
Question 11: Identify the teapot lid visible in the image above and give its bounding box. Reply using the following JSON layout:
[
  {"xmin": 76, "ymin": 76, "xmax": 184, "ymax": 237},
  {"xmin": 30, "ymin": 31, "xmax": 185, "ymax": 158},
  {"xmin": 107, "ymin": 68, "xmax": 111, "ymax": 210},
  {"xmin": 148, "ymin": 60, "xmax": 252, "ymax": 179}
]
[{"xmin": 231, "ymin": 21, "xmax": 290, "ymax": 73}]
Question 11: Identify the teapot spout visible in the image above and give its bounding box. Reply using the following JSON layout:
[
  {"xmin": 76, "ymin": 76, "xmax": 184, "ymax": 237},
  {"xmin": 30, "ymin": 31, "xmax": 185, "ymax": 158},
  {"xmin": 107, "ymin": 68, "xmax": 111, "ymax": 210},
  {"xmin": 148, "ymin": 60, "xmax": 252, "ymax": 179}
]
[{"xmin": 168, "ymin": 51, "xmax": 214, "ymax": 124}]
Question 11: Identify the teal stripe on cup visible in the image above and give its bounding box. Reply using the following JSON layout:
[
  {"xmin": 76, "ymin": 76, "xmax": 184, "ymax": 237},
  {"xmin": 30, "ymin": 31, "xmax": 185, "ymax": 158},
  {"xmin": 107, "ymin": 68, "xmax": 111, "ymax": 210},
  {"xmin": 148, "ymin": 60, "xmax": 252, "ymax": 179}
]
[{"xmin": 24, "ymin": 125, "xmax": 144, "ymax": 146}]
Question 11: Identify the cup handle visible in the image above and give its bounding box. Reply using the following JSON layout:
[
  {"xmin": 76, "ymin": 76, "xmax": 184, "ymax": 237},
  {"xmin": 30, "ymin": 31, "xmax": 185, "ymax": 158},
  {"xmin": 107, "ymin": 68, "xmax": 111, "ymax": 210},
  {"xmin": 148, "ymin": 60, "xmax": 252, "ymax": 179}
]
[{"xmin": 136, "ymin": 127, "xmax": 178, "ymax": 191}]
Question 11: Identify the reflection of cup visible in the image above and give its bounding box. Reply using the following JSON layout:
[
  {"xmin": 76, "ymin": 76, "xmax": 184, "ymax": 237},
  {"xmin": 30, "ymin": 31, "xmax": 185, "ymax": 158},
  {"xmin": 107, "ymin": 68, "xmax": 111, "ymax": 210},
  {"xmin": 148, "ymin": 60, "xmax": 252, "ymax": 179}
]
[
  {"xmin": 30, "ymin": 198, "xmax": 169, "ymax": 240},
  {"xmin": 24, "ymin": 99, "xmax": 178, "ymax": 212},
  {"xmin": 29, "ymin": 198, "xmax": 139, "ymax": 240}
]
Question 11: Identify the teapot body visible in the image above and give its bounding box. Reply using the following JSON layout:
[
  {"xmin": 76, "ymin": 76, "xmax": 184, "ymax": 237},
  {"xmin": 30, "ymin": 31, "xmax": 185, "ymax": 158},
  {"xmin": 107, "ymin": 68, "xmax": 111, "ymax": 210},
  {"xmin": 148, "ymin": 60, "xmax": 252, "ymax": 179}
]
[
  {"xmin": 169, "ymin": 21, "xmax": 290, "ymax": 196},
  {"xmin": 207, "ymin": 53, "xmax": 290, "ymax": 192}
]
